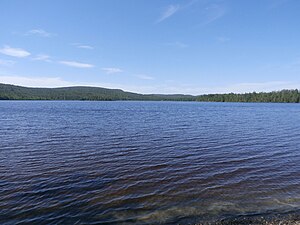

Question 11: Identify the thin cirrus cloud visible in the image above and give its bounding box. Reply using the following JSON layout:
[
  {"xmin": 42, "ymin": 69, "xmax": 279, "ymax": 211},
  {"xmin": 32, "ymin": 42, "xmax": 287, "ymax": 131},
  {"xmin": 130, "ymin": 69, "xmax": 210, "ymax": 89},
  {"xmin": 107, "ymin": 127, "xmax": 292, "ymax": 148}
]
[
  {"xmin": 77, "ymin": 45, "xmax": 94, "ymax": 50},
  {"xmin": 220, "ymin": 81, "xmax": 296, "ymax": 94},
  {"xmin": 59, "ymin": 61, "xmax": 94, "ymax": 68},
  {"xmin": 71, "ymin": 43, "xmax": 94, "ymax": 50},
  {"xmin": 165, "ymin": 41, "xmax": 188, "ymax": 48},
  {"xmin": 135, "ymin": 74, "xmax": 154, "ymax": 80},
  {"xmin": 0, "ymin": 45, "xmax": 31, "ymax": 58},
  {"xmin": 201, "ymin": 3, "xmax": 227, "ymax": 25},
  {"xmin": 32, "ymin": 54, "xmax": 52, "ymax": 62},
  {"xmin": 268, "ymin": 0, "xmax": 290, "ymax": 9},
  {"xmin": 157, "ymin": 2, "xmax": 226, "ymax": 26},
  {"xmin": 101, "ymin": 67, "xmax": 123, "ymax": 74},
  {"xmin": 26, "ymin": 29, "xmax": 55, "ymax": 37},
  {"xmin": 0, "ymin": 59, "xmax": 15, "ymax": 66},
  {"xmin": 216, "ymin": 36, "xmax": 230, "ymax": 43},
  {"xmin": 0, "ymin": 75, "xmax": 76, "ymax": 88},
  {"xmin": 157, "ymin": 4, "xmax": 180, "ymax": 23}
]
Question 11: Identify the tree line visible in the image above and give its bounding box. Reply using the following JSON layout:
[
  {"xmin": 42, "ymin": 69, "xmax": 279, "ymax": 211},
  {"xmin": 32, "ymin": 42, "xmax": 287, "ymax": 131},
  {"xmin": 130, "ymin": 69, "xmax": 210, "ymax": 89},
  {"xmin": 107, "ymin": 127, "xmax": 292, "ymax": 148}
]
[
  {"xmin": 1, "ymin": 83, "xmax": 300, "ymax": 103},
  {"xmin": 0, "ymin": 83, "xmax": 194, "ymax": 101},
  {"xmin": 196, "ymin": 89, "xmax": 300, "ymax": 103}
]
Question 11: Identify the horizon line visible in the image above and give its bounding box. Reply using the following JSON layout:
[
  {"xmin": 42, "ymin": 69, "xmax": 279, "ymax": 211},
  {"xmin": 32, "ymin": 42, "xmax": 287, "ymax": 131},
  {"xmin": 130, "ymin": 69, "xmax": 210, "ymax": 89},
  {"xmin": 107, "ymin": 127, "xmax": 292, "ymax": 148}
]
[{"xmin": 1, "ymin": 82, "xmax": 299, "ymax": 97}]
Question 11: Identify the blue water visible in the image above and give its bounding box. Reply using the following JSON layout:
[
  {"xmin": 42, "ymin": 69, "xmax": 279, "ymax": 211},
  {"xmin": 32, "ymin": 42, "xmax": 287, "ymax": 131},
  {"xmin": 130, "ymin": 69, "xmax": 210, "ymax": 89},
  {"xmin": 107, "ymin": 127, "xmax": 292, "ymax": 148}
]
[{"xmin": 0, "ymin": 101, "xmax": 300, "ymax": 224}]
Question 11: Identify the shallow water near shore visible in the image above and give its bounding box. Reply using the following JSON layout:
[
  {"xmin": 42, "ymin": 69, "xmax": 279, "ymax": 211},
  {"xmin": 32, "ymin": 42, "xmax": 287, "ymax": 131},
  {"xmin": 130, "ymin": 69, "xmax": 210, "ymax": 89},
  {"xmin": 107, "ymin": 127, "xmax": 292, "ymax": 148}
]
[{"xmin": 0, "ymin": 101, "xmax": 300, "ymax": 224}]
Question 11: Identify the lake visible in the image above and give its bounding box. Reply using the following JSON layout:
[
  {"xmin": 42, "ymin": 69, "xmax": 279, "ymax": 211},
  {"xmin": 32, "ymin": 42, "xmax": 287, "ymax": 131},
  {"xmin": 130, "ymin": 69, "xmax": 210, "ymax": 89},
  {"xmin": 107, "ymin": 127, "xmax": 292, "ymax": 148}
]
[{"xmin": 0, "ymin": 101, "xmax": 299, "ymax": 224}]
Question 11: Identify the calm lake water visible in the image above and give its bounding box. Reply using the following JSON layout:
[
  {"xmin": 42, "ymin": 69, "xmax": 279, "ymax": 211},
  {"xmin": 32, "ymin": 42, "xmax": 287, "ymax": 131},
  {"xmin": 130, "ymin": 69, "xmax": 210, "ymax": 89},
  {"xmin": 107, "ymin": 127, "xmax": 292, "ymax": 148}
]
[{"xmin": 0, "ymin": 101, "xmax": 300, "ymax": 224}]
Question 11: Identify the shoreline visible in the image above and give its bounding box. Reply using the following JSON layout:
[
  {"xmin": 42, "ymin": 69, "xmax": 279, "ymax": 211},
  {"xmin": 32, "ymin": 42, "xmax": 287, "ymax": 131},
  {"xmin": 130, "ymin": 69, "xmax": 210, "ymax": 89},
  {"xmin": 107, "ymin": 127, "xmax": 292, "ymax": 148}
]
[{"xmin": 198, "ymin": 212, "xmax": 300, "ymax": 225}]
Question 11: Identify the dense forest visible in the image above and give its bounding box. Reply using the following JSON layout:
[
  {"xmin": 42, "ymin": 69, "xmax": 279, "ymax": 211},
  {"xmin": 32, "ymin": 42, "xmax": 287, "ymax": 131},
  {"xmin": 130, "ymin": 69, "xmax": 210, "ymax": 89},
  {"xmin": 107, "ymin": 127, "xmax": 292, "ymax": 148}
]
[
  {"xmin": 0, "ymin": 83, "xmax": 300, "ymax": 103},
  {"xmin": 0, "ymin": 83, "xmax": 195, "ymax": 101},
  {"xmin": 196, "ymin": 89, "xmax": 300, "ymax": 103}
]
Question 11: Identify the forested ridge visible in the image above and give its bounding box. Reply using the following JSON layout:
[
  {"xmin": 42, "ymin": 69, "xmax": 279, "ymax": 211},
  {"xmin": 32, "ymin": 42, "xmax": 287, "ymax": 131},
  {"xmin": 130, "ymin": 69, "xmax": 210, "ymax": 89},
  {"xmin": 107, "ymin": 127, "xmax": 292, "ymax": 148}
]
[
  {"xmin": 0, "ymin": 83, "xmax": 300, "ymax": 103},
  {"xmin": 0, "ymin": 83, "xmax": 194, "ymax": 101},
  {"xmin": 196, "ymin": 89, "xmax": 300, "ymax": 103}
]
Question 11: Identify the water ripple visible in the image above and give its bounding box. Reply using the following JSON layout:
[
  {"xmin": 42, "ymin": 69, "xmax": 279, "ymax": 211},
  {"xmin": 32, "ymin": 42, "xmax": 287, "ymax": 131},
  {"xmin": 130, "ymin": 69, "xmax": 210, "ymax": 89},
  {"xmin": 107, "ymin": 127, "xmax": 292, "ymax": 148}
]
[{"xmin": 0, "ymin": 101, "xmax": 300, "ymax": 224}]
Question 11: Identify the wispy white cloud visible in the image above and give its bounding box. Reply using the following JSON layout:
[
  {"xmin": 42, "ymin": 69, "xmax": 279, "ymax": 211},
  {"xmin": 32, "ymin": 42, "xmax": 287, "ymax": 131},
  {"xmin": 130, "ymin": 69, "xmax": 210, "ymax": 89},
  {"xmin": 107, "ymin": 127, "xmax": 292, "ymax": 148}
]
[
  {"xmin": 101, "ymin": 67, "xmax": 123, "ymax": 74},
  {"xmin": 0, "ymin": 75, "xmax": 75, "ymax": 88},
  {"xmin": 135, "ymin": 74, "xmax": 154, "ymax": 80},
  {"xmin": 0, "ymin": 59, "xmax": 15, "ymax": 66},
  {"xmin": 201, "ymin": 3, "xmax": 227, "ymax": 25},
  {"xmin": 26, "ymin": 29, "xmax": 55, "ymax": 37},
  {"xmin": 124, "ymin": 81, "xmax": 300, "ymax": 95},
  {"xmin": 0, "ymin": 45, "xmax": 31, "ymax": 58},
  {"xmin": 78, "ymin": 45, "xmax": 94, "ymax": 50},
  {"xmin": 71, "ymin": 43, "xmax": 94, "ymax": 50},
  {"xmin": 216, "ymin": 36, "xmax": 230, "ymax": 43},
  {"xmin": 268, "ymin": 0, "xmax": 290, "ymax": 9},
  {"xmin": 157, "ymin": 2, "xmax": 226, "ymax": 26},
  {"xmin": 261, "ymin": 58, "xmax": 300, "ymax": 72},
  {"xmin": 157, "ymin": 4, "xmax": 180, "ymax": 23},
  {"xmin": 287, "ymin": 58, "xmax": 300, "ymax": 68},
  {"xmin": 32, "ymin": 54, "xmax": 51, "ymax": 62},
  {"xmin": 220, "ymin": 81, "xmax": 296, "ymax": 93},
  {"xmin": 165, "ymin": 41, "xmax": 188, "ymax": 48},
  {"xmin": 1, "ymin": 75, "xmax": 298, "ymax": 95},
  {"xmin": 172, "ymin": 81, "xmax": 299, "ymax": 95},
  {"xmin": 0, "ymin": 75, "xmax": 125, "ymax": 90},
  {"xmin": 59, "ymin": 61, "xmax": 94, "ymax": 68}
]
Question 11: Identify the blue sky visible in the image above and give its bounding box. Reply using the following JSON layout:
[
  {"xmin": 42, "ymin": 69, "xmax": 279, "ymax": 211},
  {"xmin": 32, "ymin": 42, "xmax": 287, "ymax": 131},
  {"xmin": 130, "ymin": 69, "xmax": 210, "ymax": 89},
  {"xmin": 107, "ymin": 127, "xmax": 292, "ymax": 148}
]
[{"xmin": 0, "ymin": 0, "xmax": 300, "ymax": 94}]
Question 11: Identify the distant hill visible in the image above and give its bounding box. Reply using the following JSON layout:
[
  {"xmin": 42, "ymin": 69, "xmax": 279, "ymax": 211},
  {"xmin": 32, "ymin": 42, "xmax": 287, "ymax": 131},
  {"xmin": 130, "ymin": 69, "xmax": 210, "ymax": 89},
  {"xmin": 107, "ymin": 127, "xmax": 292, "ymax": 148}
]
[
  {"xmin": 0, "ymin": 83, "xmax": 299, "ymax": 103},
  {"xmin": 0, "ymin": 83, "xmax": 195, "ymax": 101}
]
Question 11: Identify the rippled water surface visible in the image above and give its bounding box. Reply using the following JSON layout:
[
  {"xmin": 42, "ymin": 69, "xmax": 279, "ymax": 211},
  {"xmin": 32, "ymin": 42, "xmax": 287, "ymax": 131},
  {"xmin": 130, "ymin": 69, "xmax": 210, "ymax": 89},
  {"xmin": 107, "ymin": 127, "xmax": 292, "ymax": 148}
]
[{"xmin": 0, "ymin": 101, "xmax": 300, "ymax": 224}]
